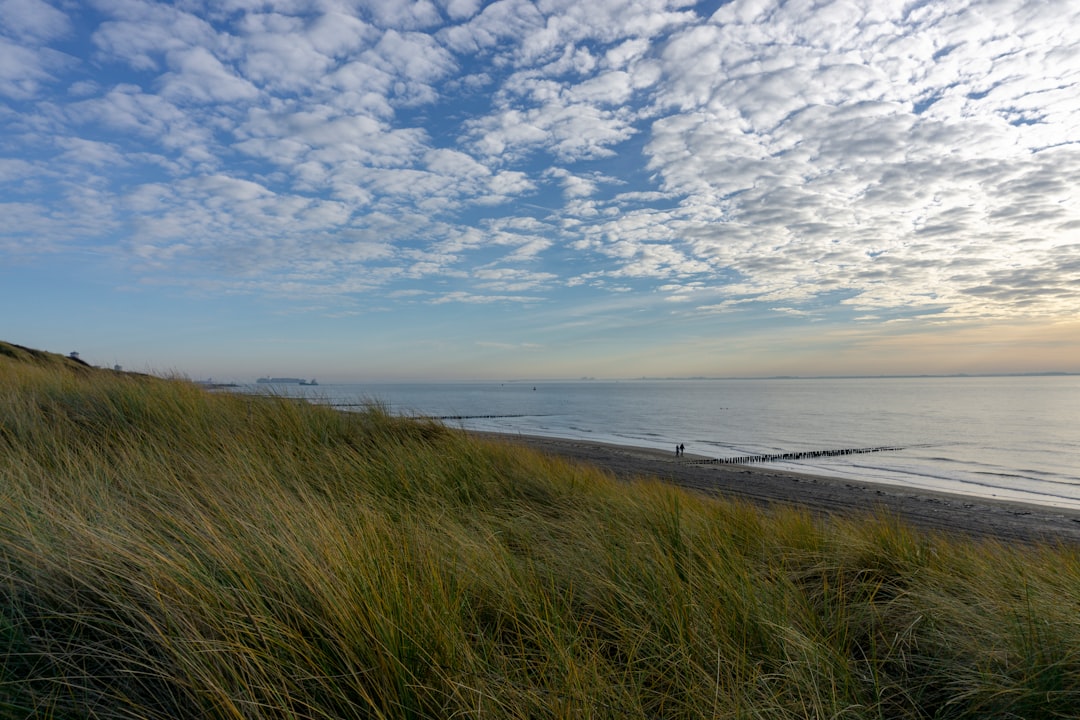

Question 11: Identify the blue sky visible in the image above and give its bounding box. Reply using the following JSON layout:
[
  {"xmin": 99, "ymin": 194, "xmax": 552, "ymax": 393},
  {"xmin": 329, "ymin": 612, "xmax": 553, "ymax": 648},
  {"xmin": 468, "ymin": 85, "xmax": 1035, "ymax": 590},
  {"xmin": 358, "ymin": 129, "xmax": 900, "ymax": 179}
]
[{"xmin": 3, "ymin": 0, "xmax": 1079, "ymax": 381}]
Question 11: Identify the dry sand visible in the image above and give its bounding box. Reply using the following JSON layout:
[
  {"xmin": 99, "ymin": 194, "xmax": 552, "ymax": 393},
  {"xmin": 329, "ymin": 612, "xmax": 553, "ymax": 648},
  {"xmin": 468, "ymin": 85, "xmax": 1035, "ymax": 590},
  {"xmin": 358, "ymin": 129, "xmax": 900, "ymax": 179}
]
[{"xmin": 471, "ymin": 432, "xmax": 1080, "ymax": 545}]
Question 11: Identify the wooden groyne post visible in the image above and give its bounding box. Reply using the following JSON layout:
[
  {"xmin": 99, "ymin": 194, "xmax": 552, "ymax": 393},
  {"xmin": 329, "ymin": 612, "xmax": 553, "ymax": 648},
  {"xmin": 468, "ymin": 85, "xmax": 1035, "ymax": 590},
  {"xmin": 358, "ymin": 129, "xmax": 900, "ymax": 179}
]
[{"xmin": 685, "ymin": 445, "xmax": 905, "ymax": 466}]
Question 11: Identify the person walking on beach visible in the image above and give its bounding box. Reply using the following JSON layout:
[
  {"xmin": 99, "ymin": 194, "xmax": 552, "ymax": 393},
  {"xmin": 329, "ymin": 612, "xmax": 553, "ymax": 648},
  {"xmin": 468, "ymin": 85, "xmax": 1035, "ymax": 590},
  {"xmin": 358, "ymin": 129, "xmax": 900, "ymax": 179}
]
[{"xmin": 679, "ymin": 443, "xmax": 685, "ymax": 457}]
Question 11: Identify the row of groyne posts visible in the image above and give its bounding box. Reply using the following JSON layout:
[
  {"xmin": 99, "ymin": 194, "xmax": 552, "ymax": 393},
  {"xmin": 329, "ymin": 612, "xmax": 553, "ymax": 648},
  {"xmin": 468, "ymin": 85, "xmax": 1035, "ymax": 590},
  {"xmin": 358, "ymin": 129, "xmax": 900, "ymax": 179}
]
[{"xmin": 685, "ymin": 445, "xmax": 905, "ymax": 465}]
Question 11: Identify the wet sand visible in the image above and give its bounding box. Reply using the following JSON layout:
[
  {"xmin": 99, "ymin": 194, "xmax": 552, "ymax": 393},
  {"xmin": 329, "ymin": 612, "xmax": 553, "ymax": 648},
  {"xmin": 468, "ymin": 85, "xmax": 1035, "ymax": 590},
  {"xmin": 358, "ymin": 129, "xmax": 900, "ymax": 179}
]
[{"xmin": 471, "ymin": 432, "xmax": 1080, "ymax": 545}]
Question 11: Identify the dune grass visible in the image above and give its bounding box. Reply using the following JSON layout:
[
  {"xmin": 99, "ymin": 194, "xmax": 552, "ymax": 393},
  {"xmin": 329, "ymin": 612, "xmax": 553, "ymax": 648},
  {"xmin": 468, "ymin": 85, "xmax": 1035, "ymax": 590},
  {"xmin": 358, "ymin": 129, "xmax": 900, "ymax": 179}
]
[{"xmin": 2, "ymin": 341, "xmax": 1079, "ymax": 719}]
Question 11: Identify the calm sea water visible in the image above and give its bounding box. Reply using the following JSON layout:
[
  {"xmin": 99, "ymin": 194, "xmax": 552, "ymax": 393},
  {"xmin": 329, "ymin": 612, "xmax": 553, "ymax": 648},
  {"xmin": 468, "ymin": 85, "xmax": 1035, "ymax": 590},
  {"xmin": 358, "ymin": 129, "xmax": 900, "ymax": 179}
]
[{"xmin": 242, "ymin": 377, "xmax": 1080, "ymax": 510}]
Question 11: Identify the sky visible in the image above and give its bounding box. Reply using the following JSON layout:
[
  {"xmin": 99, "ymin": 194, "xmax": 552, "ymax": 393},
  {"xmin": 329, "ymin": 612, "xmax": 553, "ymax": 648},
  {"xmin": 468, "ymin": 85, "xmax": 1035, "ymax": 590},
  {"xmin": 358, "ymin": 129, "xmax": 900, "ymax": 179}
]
[{"xmin": 2, "ymin": 0, "xmax": 1079, "ymax": 381}]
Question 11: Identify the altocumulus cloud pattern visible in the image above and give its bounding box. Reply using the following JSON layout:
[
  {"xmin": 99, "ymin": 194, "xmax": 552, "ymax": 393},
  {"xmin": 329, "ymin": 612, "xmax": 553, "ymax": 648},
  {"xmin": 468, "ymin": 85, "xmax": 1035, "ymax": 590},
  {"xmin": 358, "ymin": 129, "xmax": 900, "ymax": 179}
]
[{"xmin": 2, "ymin": 0, "xmax": 1079, "ymax": 377}]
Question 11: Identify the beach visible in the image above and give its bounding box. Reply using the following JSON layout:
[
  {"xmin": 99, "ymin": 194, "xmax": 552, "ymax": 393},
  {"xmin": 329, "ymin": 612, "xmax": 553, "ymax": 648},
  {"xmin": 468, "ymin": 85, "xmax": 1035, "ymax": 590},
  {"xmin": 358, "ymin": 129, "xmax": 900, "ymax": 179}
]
[{"xmin": 473, "ymin": 432, "xmax": 1080, "ymax": 545}]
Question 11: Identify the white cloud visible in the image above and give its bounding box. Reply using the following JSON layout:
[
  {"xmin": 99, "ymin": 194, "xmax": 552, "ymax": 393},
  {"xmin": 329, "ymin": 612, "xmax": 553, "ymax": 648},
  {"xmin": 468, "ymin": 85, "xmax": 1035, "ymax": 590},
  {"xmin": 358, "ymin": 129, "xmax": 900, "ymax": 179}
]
[
  {"xmin": 486, "ymin": 170, "xmax": 534, "ymax": 197},
  {"xmin": 438, "ymin": 0, "xmax": 482, "ymax": 21},
  {"xmin": 160, "ymin": 46, "xmax": 260, "ymax": 103},
  {"xmin": 0, "ymin": 157, "xmax": 41, "ymax": 185},
  {"xmin": 545, "ymin": 167, "xmax": 600, "ymax": 198},
  {"xmin": 361, "ymin": 0, "xmax": 442, "ymax": 29},
  {"xmin": 234, "ymin": 13, "xmax": 340, "ymax": 93},
  {"xmin": 456, "ymin": 0, "xmax": 691, "ymax": 162},
  {"xmin": 69, "ymin": 85, "xmax": 217, "ymax": 164},
  {"xmin": 0, "ymin": 0, "xmax": 71, "ymax": 41},
  {"xmin": 603, "ymin": 38, "xmax": 651, "ymax": 69},
  {"xmin": 437, "ymin": 0, "xmax": 545, "ymax": 53},
  {"xmin": 91, "ymin": 3, "xmax": 220, "ymax": 71},
  {"xmin": 424, "ymin": 147, "xmax": 488, "ymax": 178},
  {"xmin": 56, "ymin": 136, "xmax": 130, "ymax": 167},
  {"xmin": 473, "ymin": 266, "xmax": 557, "ymax": 291},
  {"xmin": 431, "ymin": 290, "xmax": 542, "ymax": 304},
  {"xmin": 306, "ymin": 10, "xmax": 375, "ymax": 55},
  {"xmin": 468, "ymin": 100, "xmax": 639, "ymax": 161},
  {"xmin": 523, "ymin": 0, "xmax": 696, "ymax": 62},
  {"xmin": 0, "ymin": 37, "xmax": 66, "ymax": 98},
  {"xmin": 567, "ymin": 70, "xmax": 636, "ymax": 106},
  {"xmin": 370, "ymin": 29, "xmax": 456, "ymax": 84}
]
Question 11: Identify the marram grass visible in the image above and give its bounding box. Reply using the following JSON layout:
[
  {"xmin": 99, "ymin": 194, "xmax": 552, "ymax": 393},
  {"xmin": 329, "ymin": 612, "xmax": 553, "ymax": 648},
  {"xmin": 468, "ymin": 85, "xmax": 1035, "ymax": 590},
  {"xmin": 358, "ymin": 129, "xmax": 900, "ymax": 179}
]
[{"xmin": 2, "ymin": 342, "xmax": 1079, "ymax": 719}]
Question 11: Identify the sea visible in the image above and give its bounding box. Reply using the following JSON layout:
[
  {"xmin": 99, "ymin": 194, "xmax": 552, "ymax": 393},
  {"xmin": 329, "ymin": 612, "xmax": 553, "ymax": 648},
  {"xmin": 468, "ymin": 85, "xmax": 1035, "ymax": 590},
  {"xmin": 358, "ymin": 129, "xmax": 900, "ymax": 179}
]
[{"xmin": 237, "ymin": 376, "xmax": 1080, "ymax": 510}]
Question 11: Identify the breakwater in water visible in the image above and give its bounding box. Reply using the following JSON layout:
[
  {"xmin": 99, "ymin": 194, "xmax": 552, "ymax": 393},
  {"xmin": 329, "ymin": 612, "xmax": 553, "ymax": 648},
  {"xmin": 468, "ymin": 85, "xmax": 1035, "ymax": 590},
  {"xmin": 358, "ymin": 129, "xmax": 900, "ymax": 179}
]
[{"xmin": 687, "ymin": 445, "xmax": 905, "ymax": 465}]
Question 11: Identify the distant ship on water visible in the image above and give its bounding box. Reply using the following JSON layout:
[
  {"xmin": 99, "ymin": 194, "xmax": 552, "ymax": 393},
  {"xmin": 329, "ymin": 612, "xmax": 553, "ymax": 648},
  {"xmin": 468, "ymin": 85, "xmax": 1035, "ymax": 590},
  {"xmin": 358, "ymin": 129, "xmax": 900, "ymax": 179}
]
[{"xmin": 256, "ymin": 377, "xmax": 318, "ymax": 385}]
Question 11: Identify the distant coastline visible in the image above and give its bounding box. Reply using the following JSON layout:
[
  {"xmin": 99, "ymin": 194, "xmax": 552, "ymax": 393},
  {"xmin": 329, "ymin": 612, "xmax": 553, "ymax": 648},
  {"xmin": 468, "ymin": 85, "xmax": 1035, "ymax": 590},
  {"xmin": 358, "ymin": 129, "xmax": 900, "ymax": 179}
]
[
  {"xmin": 256, "ymin": 377, "xmax": 318, "ymax": 385},
  {"xmin": 629, "ymin": 371, "xmax": 1080, "ymax": 381},
  {"xmin": 483, "ymin": 372, "xmax": 1080, "ymax": 384}
]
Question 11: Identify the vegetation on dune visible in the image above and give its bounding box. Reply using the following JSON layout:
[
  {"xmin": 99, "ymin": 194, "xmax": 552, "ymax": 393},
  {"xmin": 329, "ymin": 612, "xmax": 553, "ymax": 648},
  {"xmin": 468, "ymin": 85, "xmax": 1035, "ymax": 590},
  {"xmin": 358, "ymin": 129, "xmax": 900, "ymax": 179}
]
[{"xmin": 2, "ymin": 340, "xmax": 1079, "ymax": 719}]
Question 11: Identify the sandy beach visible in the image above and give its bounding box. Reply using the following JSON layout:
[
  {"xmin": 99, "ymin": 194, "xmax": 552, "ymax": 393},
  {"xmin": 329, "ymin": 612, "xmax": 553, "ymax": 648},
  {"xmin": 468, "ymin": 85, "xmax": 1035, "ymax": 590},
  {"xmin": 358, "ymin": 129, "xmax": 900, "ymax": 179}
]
[{"xmin": 472, "ymin": 432, "xmax": 1080, "ymax": 545}]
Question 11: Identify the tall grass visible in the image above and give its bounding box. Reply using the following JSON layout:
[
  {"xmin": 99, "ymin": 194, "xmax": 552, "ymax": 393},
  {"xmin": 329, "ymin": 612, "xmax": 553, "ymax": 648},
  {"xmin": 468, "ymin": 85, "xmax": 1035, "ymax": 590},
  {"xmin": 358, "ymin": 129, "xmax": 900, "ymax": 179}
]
[{"xmin": 2, "ymin": 341, "xmax": 1079, "ymax": 718}]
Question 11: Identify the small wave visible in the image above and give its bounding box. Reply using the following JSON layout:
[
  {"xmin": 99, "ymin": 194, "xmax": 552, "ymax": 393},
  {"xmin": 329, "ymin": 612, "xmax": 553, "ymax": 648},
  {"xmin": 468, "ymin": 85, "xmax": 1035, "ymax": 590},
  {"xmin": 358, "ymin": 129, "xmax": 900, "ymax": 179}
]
[
  {"xmin": 971, "ymin": 469, "xmax": 1080, "ymax": 488},
  {"xmin": 844, "ymin": 461, "xmax": 1080, "ymax": 503},
  {"xmin": 971, "ymin": 470, "xmax": 1031, "ymax": 481}
]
